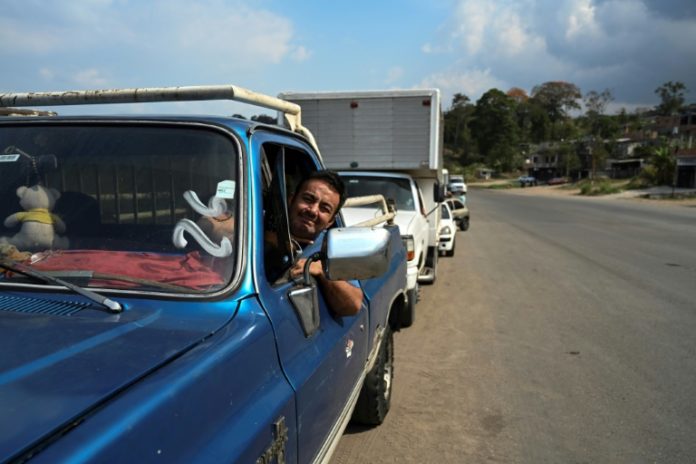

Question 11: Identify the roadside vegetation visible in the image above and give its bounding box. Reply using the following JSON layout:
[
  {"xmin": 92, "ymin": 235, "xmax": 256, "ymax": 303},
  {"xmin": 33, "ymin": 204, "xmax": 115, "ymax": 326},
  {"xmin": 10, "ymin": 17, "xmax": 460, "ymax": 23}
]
[
  {"xmin": 444, "ymin": 80, "xmax": 689, "ymax": 194},
  {"xmin": 577, "ymin": 179, "xmax": 623, "ymax": 196}
]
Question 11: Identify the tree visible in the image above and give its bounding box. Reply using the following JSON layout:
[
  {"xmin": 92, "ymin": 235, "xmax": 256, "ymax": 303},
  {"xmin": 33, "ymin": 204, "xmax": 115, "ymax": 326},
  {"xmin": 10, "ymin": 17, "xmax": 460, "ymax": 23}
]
[
  {"xmin": 506, "ymin": 87, "xmax": 529, "ymax": 103},
  {"xmin": 651, "ymin": 143, "xmax": 677, "ymax": 186},
  {"xmin": 584, "ymin": 89, "xmax": 613, "ymax": 118},
  {"xmin": 654, "ymin": 81, "xmax": 687, "ymax": 116},
  {"xmin": 523, "ymin": 99, "xmax": 552, "ymax": 143},
  {"xmin": 530, "ymin": 81, "xmax": 582, "ymax": 124},
  {"xmin": 251, "ymin": 114, "xmax": 277, "ymax": 124},
  {"xmin": 471, "ymin": 89, "xmax": 520, "ymax": 171},
  {"xmin": 444, "ymin": 93, "xmax": 477, "ymax": 166},
  {"xmin": 583, "ymin": 88, "xmax": 617, "ymax": 179},
  {"xmin": 451, "ymin": 92, "xmax": 470, "ymax": 108},
  {"xmin": 558, "ymin": 141, "xmax": 580, "ymax": 177}
]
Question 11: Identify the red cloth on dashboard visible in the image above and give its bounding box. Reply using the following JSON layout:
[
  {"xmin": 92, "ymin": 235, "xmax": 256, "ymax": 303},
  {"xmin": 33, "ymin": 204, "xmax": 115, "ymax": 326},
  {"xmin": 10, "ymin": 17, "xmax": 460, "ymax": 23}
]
[{"xmin": 28, "ymin": 250, "xmax": 225, "ymax": 290}]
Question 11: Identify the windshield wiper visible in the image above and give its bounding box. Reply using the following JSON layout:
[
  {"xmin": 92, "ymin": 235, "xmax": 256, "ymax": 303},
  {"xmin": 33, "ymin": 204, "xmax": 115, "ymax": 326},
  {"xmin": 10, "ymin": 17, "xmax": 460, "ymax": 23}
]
[{"xmin": 0, "ymin": 260, "xmax": 122, "ymax": 312}]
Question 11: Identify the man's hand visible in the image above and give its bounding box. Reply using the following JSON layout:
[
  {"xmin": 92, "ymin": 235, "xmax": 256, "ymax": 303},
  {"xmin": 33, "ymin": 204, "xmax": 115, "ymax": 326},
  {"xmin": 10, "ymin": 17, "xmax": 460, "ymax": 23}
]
[
  {"xmin": 289, "ymin": 257, "xmax": 364, "ymax": 317},
  {"xmin": 290, "ymin": 257, "xmax": 321, "ymax": 280}
]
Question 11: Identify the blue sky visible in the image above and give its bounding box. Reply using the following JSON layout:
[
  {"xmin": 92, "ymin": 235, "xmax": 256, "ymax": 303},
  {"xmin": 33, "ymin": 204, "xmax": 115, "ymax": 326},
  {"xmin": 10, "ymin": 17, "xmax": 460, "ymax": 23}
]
[{"xmin": 2, "ymin": 0, "xmax": 696, "ymax": 117}]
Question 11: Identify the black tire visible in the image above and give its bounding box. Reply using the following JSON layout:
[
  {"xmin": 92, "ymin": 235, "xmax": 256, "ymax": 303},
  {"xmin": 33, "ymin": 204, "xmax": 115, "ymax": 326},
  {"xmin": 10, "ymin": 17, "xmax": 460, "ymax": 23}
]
[
  {"xmin": 401, "ymin": 287, "xmax": 417, "ymax": 328},
  {"xmin": 351, "ymin": 327, "xmax": 394, "ymax": 425},
  {"xmin": 424, "ymin": 247, "xmax": 438, "ymax": 285},
  {"xmin": 445, "ymin": 239, "xmax": 455, "ymax": 257},
  {"xmin": 460, "ymin": 217, "xmax": 469, "ymax": 231}
]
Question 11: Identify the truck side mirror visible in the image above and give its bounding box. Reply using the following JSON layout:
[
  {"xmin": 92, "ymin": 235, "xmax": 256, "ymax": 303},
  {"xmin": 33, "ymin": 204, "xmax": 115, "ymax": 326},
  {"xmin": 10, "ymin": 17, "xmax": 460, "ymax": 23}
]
[
  {"xmin": 323, "ymin": 227, "xmax": 392, "ymax": 281},
  {"xmin": 287, "ymin": 227, "xmax": 392, "ymax": 337},
  {"xmin": 433, "ymin": 182, "xmax": 446, "ymax": 203}
]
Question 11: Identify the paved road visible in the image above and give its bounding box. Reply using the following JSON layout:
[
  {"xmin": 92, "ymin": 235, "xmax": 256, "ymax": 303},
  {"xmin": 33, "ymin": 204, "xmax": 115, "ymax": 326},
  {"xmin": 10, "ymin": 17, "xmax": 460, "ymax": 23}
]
[{"xmin": 332, "ymin": 189, "xmax": 696, "ymax": 463}]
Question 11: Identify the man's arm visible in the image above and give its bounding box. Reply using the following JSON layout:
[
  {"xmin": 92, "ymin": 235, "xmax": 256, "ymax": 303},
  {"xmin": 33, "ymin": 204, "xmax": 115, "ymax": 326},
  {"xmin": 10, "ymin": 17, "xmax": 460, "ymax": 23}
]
[{"xmin": 291, "ymin": 259, "xmax": 364, "ymax": 316}]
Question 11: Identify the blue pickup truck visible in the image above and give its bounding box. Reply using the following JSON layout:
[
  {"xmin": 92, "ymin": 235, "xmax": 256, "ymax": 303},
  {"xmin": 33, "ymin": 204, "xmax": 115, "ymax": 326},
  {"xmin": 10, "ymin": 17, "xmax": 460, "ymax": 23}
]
[{"xmin": 0, "ymin": 86, "xmax": 408, "ymax": 463}]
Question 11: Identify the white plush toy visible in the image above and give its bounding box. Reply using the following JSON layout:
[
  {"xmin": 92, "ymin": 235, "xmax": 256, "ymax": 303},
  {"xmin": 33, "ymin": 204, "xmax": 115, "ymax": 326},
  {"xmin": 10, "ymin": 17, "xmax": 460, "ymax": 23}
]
[{"xmin": 1, "ymin": 185, "xmax": 69, "ymax": 251}]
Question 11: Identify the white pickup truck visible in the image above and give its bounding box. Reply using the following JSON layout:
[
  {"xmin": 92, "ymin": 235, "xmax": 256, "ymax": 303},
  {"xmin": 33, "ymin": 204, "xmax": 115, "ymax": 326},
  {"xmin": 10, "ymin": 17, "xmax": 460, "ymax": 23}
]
[{"xmin": 339, "ymin": 171, "xmax": 430, "ymax": 327}]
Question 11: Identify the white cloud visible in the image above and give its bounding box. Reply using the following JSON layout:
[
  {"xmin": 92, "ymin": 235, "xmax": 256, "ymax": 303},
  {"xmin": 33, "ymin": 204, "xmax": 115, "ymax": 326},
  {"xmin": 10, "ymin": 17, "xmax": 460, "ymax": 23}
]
[
  {"xmin": 291, "ymin": 46, "xmax": 312, "ymax": 62},
  {"xmin": 493, "ymin": 10, "xmax": 534, "ymax": 56},
  {"xmin": 0, "ymin": 0, "xmax": 308, "ymax": 69},
  {"xmin": 565, "ymin": 0, "xmax": 600, "ymax": 40},
  {"xmin": 39, "ymin": 68, "xmax": 55, "ymax": 81},
  {"xmin": 450, "ymin": 0, "xmax": 496, "ymax": 55},
  {"xmin": 424, "ymin": 0, "xmax": 696, "ymax": 106},
  {"xmin": 73, "ymin": 68, "xmax": 110, "ymax": 87},
  {"xmin": 420, "ymin": 68, "xmax": 507, "ymax": 108},
  {"xmin": 168, "ymin": 3, "xmax": 298, "ymax": 66},
  {"xmin": 386, "ymin": 67, "xmax": 404, "ymax": 84}
]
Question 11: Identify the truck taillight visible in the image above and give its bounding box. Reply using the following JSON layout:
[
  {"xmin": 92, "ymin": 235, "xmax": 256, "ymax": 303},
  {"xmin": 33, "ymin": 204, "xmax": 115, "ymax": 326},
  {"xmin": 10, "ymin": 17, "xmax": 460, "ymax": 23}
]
[{"xmin": 402, "ymin": 235, "xmax": 415, "ymax": 261}]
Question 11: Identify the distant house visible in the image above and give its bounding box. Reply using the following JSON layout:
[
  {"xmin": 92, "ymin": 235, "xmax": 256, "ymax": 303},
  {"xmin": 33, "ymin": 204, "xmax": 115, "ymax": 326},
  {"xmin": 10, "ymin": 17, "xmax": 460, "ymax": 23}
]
[
  {"xmin": 607, "ymin": 138, "xmax": 646, "ymax": 179},
  {"xmin": 675, "ymin": 106, "xmax": 696, "ymax": 187}
]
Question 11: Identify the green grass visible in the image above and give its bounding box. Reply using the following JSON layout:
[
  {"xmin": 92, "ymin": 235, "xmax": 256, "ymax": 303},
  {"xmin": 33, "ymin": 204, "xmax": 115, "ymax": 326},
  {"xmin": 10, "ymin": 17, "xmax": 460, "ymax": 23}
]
[{"xmin": 577, "ymin": 179, "xmax": 623, "ymax": 196}]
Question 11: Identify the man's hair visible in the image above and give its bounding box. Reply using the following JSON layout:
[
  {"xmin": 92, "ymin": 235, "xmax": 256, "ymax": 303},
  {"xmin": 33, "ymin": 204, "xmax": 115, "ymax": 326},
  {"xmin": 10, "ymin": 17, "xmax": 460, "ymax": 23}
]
[{"xmin": 293, "ymin": 169, "xmax": 347, "ymax": 214}]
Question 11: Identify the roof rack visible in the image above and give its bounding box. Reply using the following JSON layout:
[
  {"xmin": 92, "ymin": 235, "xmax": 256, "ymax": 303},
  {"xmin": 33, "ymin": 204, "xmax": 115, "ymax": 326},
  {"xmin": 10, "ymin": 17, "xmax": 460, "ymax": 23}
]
[{"xmin": 0, "ymin": 84, "xmax": 320, "ymax": 155}]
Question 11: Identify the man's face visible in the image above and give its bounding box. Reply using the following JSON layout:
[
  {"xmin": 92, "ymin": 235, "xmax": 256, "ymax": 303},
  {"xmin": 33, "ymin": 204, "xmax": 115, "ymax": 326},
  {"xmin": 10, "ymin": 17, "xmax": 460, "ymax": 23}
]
[{"xmin": 288, "ymin": 178, "xmax": 340, "ymax": 243}]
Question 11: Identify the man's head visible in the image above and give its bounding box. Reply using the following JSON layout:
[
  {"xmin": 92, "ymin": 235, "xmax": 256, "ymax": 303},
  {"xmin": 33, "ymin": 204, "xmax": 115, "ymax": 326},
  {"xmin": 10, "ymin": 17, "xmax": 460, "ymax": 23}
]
[{"xmin": 288, "ymin": 170, "xmax": 346, "ymax": 243}]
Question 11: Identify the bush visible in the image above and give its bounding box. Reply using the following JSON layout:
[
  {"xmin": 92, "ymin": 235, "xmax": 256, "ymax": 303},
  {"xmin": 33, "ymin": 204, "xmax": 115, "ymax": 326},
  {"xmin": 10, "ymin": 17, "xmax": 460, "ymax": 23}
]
[
  {"xmin": 625, "ymin": 176, "xmax": 652, "ymax": 190},
  {"xmin": 578, "ymin": 179, "xmax": 621, "ymax": 196}
]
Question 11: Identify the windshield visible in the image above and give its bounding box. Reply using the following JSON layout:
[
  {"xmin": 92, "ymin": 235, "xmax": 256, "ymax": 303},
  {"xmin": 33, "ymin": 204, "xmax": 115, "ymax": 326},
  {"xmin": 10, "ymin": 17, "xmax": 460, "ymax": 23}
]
[
  {"xmin": 0, "ymin": 123, "xmax": 239, "ymax": 294},
  {"xmin": 441, "ymin": 204, "xmax": 451, "ymax": 219},
  {"xmin": 343, "ymin": 176, "xmax": 415, "ymax": 211}
]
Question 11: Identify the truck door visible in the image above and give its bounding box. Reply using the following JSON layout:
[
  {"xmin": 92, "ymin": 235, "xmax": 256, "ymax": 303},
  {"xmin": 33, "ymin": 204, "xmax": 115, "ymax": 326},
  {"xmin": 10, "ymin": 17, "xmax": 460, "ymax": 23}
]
[{"xmin": 253, "ymin": 136, "xmax": 369, "ymax": 464}]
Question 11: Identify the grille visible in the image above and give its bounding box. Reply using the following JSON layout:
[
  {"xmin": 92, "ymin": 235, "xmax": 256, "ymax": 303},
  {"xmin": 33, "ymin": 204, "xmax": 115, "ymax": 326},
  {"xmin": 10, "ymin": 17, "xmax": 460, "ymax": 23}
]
[{"xmin": 0, "ymin": 294, "xmax": 89, "ymax": 316}]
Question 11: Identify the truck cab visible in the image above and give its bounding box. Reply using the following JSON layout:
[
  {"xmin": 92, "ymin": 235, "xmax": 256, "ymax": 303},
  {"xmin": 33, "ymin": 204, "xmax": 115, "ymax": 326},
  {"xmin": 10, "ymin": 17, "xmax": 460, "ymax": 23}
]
[{"xmin": 0, "ymin": 85, "xmax": 407, "ymax": 463}]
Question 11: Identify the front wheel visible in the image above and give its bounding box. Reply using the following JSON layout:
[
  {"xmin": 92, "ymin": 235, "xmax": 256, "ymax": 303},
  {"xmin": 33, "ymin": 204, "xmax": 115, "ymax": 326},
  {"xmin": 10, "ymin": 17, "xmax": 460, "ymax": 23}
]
[
  {"xmin": 351, "ymin": 327, "xmax": 394, "ymax": 425},
  {"xmin": 400, "ymin": 287, "xmax": 417, "ymax": 328},
  {"xmin": 445, "ymin": 239, "xmax": 455, "ymax": 257},
  {"xmin": 459, "ymin": 217, "xmax": 469, "ymax": 231}
]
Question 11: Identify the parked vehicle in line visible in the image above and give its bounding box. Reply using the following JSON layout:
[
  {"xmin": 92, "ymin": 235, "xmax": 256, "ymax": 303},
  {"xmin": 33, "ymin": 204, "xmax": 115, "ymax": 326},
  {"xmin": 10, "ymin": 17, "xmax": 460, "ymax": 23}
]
[
  {"xmin": 518, "ymin": 175, "xmax": 538, "ymax": 187},
  {"xmin": 448, "ymin": 174, "xmax": 467, "ymax": 195},
  {"xmin": 547, "ymin": 176, "xmax": 569, "ymax": 185},
  {"xmin": 445, "ymin": 197, "xmax": 470, "ymax": 231},
  {"xmin": 438, "ymin": 202, "xmax": 456, "ymax": 257},
  {"xmin": 0, "ymin": 84, "xmax": 408, "ymax": 464},
  {"xmin": 340, "ymin": 171, "xmax": 427, "ymax": 328}
]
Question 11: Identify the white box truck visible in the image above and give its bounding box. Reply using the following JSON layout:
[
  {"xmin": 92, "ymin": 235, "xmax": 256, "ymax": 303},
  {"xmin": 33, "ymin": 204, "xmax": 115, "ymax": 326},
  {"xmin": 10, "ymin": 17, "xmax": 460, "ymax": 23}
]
[{"xmin": 279, "ymin": 89, "xmax": 446, "ymax": 326}]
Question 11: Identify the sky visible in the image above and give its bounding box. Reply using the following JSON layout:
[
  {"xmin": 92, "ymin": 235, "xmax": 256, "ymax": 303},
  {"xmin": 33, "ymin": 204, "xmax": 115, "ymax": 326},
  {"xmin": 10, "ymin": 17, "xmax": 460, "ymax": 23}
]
[{"xmin": 2, "ymin": 0, "xmax": 696, "ymax": 117}]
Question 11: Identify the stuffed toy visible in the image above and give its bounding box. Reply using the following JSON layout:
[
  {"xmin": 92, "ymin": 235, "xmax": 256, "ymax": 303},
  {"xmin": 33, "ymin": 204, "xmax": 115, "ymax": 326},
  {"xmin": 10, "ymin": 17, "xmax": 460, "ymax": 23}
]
[
  {"xmin": 1, "ymin": 185, "xmax": 69, "ymax": 251},
  {"xmin": 0, "ymin": 243, "xmax": 31, "ymax": 262}
]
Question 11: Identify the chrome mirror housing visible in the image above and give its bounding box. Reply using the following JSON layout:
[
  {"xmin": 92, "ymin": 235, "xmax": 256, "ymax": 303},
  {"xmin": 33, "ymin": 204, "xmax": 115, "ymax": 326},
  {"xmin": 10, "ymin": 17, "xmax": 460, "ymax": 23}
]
[{"xmin": 323, "ymin": 227, "xmax": 391, "ymax": 281}]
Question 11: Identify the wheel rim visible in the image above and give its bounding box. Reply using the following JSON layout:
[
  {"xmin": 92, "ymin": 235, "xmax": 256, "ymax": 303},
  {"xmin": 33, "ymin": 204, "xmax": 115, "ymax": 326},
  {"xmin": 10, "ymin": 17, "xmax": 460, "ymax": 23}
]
[{"xmin": 382, "ymin": 336, "xmax": 394, "ymax": 402}]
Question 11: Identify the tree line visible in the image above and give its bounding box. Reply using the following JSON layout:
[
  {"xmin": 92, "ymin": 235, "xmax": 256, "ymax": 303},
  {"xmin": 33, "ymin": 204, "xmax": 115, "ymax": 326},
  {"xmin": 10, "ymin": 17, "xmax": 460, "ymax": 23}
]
[{"xmin": 444, "ymin": 80, "xmax": 690, "ymax": 177}]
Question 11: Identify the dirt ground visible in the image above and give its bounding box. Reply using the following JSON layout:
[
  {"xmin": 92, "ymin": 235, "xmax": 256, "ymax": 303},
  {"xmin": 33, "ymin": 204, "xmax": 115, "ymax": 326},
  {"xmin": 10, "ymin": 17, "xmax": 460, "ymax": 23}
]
[
  {"xmin": 331, "ymin": 185, "xmax": 696, "ymax": 463},
  {"xmin": 471, "ymin": 181, "xmax": 696, "ymax": 207}
]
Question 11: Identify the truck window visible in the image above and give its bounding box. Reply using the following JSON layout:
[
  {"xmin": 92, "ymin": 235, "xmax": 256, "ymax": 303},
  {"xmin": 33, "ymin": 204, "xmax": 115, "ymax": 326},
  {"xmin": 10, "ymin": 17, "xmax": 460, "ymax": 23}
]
[
  {"xmin": 0, "ymin": 123, "xmax": 239, "ymax": 294},
  {"xmin": 343, "ymin": 176, "xmax": 415, "ymax": 211},
  {"xmin": 261, "ymin": 143, "xmax": 316, "ymax": 283}
]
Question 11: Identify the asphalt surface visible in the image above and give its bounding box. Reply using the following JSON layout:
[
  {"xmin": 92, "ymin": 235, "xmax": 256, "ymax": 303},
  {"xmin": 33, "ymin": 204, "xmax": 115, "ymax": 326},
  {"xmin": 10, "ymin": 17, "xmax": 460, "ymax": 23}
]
[{"xmin": 331, "ymin": 189, "xmax": 696, "ymax": 463}]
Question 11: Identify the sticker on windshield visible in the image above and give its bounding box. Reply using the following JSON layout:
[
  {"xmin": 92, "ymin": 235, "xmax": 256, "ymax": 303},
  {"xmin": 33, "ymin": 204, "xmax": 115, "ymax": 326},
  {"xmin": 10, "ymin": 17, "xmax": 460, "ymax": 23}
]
[
  {"xmin": 216, "ymin": 180, "xmax": 236, "ymax": 199},
  {"xmin": 0, "ymin": 154, "xmax": 20, "ymax": 162}
]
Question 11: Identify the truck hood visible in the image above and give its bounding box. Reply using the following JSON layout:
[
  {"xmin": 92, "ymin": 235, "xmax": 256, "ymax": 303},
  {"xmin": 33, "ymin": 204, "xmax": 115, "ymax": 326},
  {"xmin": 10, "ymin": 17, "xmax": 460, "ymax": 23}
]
[
  {"xmin": 341, "ymin": 207, "xmax": 418, "ymax": 235},
  {"xmin": 0, "ymin": 294, "xmax": 235, "ymax": 460}
]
